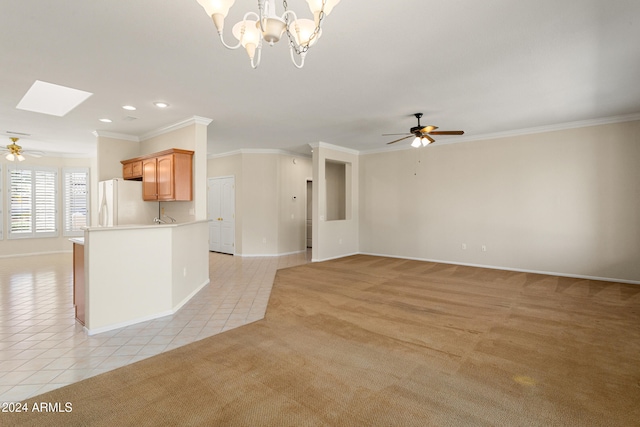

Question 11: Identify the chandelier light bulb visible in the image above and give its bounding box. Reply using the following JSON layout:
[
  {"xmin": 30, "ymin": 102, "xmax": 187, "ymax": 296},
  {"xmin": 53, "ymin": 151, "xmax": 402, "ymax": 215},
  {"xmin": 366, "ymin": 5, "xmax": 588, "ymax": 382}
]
[
  {"xmin": 17, "ymin": 154, "xmax": 25, "ymax": 161},
  {"xmin": 198, "ymin": 0, "xmax": 236, "ymax": 31},
  {"xmin": 290, "ymin": 19, "xmax": 322, "ymax": 48},
  {"xmin": 306, "ymin": 0, "xmax": 342, "ymax": 25},
  {"xmin": 411, "ymin": 137, "xmax": 422, "ymax": 148},
  {"xmin": 232, "ymin": 20, "xmax": 261, "ymax": 59},
  {"xmin": 306, "ymin": 0, "xmax": 341, "ymax": 16},
  {"xmin": 6, "ymin": 153, "xmax": 15, "ymax": 161},
  {"xmin": 197, "ymin": 0, "xmax": 236, "ymax": 17},
  {"xmin": 197, "ymin": 0, "xmax": 340, "ymax": 68}
]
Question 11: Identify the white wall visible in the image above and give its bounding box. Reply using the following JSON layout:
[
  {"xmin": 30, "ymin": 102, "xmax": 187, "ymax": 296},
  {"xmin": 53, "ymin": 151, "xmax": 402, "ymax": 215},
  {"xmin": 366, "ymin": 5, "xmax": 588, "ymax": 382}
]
[
  {"xmin": 84, "ymin": 221, "xmax": 210, "ymax": 334},
  {"xmin": 171, "ymin": 221, "xmax": 210, "ymax": 308},
  {"xmin": 277, "ymin": 155, "xmax": 312, "ymax": 254},
  {"xmin": 359, "ymin": 120, "xmax": 640, "ymax": 283},
  {"xmin": 0, "ymin": 155, "xmax": 92, "ymax": 257},
  {"xmin": 312, "ymin": 143, "xmax": 359, "ymax": 262},
  {"xmin": 208, "ymin": 151, "xmax": 311, "ymax": 256}
]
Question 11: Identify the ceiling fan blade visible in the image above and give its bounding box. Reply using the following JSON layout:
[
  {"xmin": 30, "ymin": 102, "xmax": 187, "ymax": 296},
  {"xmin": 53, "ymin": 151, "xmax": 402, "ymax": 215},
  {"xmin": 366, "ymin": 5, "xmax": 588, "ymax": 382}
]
[
  {"xmin": 429, "ymin": 131, "xmax": 464, "ymax": 135},
  {"xmin": 25, "ymin": 151, "xmax": 44, "ymax": 158},
  {"xmin": 420, "ymin": 125, "xmax": 438, "ymax": 134},
  {"xmin": 386, "ymin": 135, "xmax": 413, "ymax": 145},
  {"xmin": 424, "ymin": 134, "xmax": 435, "ymax": 144},
  {"xmin": 381, "ymin": 133, "xmax": 411, "ymax": 136}
]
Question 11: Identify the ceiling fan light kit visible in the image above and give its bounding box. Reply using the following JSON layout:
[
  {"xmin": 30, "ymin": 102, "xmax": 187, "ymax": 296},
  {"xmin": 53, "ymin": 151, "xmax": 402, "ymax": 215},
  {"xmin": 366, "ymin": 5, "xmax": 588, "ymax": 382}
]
[
  {"xmin": 2, "ymin": 137, "xmax": 44, "ymax": 161},
  {"xmin": 384, "ymin": 113, "xmax": 464, "ymax": 148},
  {"xmin": 5, "ymin": 138, "xmax": 26, "ymax": 162},
  {"xmin": 197, "ymin": 0, "xmax": 341, "ymax": 69}
]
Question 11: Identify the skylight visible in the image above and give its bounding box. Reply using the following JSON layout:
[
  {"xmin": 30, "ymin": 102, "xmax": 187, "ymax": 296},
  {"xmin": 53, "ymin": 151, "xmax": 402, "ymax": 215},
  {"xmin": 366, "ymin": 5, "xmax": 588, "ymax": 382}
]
[{"xmin": 16, "ymin": 80, "xmax": 93, "ymax": 117}]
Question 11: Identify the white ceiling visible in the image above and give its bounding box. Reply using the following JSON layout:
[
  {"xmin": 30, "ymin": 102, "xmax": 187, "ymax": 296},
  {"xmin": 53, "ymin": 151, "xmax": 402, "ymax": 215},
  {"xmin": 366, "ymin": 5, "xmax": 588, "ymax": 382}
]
[{"xmin": 1, "ymin": 0, "xmax": 640, "ymax": 157}]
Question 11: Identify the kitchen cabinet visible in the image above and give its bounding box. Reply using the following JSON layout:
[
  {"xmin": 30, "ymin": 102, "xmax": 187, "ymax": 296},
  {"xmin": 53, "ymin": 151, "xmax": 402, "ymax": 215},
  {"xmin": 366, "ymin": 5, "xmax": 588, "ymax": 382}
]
[
  {"xmin": 122, "ymin": 148, "xmax": 194, "ymax": 201},
  {"xmin": 122, "ymin": 160, "xmax": 142, "ymax": 180}
]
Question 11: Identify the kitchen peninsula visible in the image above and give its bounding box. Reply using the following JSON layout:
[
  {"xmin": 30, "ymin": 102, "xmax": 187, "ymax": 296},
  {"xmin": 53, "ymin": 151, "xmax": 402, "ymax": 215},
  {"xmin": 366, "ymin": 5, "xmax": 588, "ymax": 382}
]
[{"xmin": 77, "ymin": 220, "xmax": 209, "ymax": 335}]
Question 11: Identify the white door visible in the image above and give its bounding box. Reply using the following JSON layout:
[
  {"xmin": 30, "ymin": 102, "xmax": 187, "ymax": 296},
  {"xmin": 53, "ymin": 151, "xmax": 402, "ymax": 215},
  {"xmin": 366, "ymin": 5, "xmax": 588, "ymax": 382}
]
[{"xmin": 208, "ymin": 177, "xmax": 235, "ymax": 254}]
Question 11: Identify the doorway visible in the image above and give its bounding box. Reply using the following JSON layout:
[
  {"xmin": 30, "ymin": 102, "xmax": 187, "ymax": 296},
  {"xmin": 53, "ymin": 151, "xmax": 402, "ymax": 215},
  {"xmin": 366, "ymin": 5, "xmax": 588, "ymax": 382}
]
[{"xmin": 208, "ymin": 176, "xmax": 235, "ymax": 254}]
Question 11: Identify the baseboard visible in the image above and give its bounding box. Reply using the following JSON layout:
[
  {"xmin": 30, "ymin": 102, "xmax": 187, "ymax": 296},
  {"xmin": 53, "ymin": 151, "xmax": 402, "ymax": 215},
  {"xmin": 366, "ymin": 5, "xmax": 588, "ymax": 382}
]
[
  {"xmin": 172, "ymin": 279, "xmax": 210, "ymax": 313},
  {"xmin": 86, "ymin": 278, "xmax": 211, "ymax": 336},
  {"xmin": 312, "ymin": 252, "xmax": 360, "ymax": 263},
  {"xmin": 85, "ymin": 309, "xmax": 174, "ymax": 336},
  {"xmin": 358, "ymin": 252, "xmax": 640, "ymax": 285},
  {"xmin": 238, "ymin": 249, "xmax": 308, "ymax": 258}
]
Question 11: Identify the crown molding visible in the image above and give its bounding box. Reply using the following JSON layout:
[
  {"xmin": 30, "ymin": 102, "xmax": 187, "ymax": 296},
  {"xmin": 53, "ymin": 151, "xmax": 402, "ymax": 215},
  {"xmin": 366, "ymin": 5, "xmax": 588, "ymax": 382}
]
[
  {"xmin": 361, "ymin": 112, "xmax": 640, "ymax": 155},
  {"xmin": 309, "ymin": 141, "xmax": 360, "ymax": 156},
  {"xmin": 208, "ymin": 148, "xmax": 312, "ymax": 159},
  {"xmin": 438, "ymin": 112, "xmax": 640, "ymax": 145},
  {"xmin": 140, "ymin": 116, "xmax": 213, "ymax": 141},
  {"xmin": 92, "ymin": 130, "xmax": 139, "ymax": 142}
]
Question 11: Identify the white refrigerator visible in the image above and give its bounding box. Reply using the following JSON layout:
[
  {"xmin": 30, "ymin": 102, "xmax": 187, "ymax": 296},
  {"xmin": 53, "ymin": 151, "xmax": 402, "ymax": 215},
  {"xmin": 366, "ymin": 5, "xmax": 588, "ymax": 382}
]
[{"xmin": 98, "ymin": 179, "xmax": 157, "ymax": 226}]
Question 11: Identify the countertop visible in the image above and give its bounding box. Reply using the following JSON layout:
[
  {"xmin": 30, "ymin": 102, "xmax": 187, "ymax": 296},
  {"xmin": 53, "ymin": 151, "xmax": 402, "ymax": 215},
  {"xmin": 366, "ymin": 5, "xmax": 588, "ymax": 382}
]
[{"xmin": 84, "ymin": 219, "xmax": 210, "ymax": 232}]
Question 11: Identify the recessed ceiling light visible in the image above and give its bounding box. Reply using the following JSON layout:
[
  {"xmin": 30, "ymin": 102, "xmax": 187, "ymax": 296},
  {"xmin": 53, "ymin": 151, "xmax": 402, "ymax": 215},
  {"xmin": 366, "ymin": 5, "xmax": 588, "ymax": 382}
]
[
  {"xmin": 122, "ymin": 105, "xmax": 136, "ymax": 111},
  {"xmin": 16, "ymin": 80, "xmax": 93, "ymax": 117},
  {"xmin": 99, "ymin": 118, "xmax": 112, "ymax": 123},
  {"xmin": 154, "ymin": 102, "xmax": 169, "ymax": 108}
]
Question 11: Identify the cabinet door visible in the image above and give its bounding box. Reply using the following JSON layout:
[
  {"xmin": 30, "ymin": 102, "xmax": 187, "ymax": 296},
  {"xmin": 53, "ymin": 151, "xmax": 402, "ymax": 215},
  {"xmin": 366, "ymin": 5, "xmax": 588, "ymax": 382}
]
[
  {"xmin": 142, "ymin": 158, "xmax": 158, "ymax": 201},
  {"xmin": 156, "ymin": 154, "xmax": 175, "ymax": 201},
  {"xmin": 131, "ymin": 161, "xmax": 142, "ymax": 178},
  {"xmin": 123, "ymin": 163, "xmax": 133, "ymax": 179}
]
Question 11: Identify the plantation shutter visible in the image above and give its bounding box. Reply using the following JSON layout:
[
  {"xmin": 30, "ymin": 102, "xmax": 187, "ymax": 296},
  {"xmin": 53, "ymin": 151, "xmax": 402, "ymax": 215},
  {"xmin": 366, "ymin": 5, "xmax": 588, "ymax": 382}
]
[
  {"xmin": 9, "ymin": 169, "xmax": 33, "ymax": 234},
  {"xmin": 63, "ymin": 169, "xmax": 89, "ymax": 235},
  {"xmin": 35, "ymin": 170, "xmax": 57, "ymax": 233},
  {"xmin": 8, "ymin": 166, "xmax": 58, "ymax": 238}
]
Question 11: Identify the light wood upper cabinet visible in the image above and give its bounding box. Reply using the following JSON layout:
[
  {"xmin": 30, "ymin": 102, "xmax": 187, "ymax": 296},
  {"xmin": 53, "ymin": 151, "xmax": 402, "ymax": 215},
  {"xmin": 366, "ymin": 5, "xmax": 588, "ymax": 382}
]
[
  {"xmin": 142, "ymin": 157, "xmax": 158, "ymax": 201},
  {"xmin": 122, "ymin": 149, "xmax": 194, "ymax": 201},
  {"xmin": 122, "ymin": 160, "xmax": 143, "ymax": 180}
]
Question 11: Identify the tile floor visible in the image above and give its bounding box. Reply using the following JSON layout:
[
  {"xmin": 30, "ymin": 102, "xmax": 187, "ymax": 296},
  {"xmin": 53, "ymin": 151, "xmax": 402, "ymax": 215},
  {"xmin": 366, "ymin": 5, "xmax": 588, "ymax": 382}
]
[{"xmin": 0, "ymin": 250, "xmax": 310, "ymax": 403}]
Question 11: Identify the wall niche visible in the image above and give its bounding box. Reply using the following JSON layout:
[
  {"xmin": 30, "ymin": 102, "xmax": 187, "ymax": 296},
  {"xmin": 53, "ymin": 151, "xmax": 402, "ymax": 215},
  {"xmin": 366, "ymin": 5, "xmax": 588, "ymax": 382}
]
[{"xmin": 325, "ymin": 159, "xmax": 351, "ymax": 221}]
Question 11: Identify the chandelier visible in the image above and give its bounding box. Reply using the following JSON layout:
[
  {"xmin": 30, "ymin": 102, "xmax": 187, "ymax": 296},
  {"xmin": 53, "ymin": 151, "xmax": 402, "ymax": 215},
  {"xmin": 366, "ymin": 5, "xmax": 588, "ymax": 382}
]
[
  {"xmin": 5, "ymin": 138, "xmax": 25, "ymax": 162},
  {"xmin": 196, "ymin": 0, "xmax": 341, "ymax": 69}
]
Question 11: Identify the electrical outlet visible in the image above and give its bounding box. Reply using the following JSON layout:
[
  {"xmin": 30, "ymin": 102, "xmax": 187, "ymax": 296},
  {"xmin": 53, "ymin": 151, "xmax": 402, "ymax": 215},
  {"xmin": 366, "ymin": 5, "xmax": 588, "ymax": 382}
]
[
  {"xmin": 481, "ymin": 245, "xmax": 487, "ymax": 252},
  {"xmin": 262, "ymin": 238, "xmax": 267, "ymax": 244},
  {"xmin": 461, "ymin": 243, "xmax": 467, "ymax": 250}
]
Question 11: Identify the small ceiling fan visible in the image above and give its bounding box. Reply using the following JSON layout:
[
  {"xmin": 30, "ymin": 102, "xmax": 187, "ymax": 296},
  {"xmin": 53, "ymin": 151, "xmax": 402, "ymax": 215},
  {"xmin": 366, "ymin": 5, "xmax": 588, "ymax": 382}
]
[
  {"xmin": 2, "ymin": 137, "xmax": 44, "ymax": 161},
  {"xmin": 383, "ymin": 113, "xmax": 464, "ymax": 147}
]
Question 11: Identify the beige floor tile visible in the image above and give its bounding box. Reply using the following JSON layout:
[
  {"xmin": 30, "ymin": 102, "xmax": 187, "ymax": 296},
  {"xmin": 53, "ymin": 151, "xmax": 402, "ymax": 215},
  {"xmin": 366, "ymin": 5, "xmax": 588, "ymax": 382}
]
[{"xmin": 0, "ymin": 250, "xmax": 310, "ymax": 403}]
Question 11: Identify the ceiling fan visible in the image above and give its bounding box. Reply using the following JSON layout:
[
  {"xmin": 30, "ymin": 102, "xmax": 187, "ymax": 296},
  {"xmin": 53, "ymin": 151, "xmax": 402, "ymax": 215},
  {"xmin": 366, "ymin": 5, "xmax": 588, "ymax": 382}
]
[
  {"xmin": 383, "ymin": 113, "xmax": 464, "ymax": 147},
  {"xmin": 2, "ymin": 137, "xmax": 44, "ymax": 161}
]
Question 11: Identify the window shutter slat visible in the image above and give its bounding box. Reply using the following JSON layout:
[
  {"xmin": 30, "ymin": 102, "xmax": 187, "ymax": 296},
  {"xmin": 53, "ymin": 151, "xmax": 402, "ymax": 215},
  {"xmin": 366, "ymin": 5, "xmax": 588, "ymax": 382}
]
[
  {"xmin": 8, "ymin": 166, "xmax": 58, "ymax": 239},
  {"xmin": 63, "ymin": 170, "xmax": 88, "ymax": 234}
]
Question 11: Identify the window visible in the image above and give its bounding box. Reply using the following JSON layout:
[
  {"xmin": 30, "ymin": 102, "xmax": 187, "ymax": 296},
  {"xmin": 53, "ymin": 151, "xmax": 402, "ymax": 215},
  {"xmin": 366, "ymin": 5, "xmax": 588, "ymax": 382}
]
[
  {"xmin": 63, "ymin": 168, "xmax": 89, "ymax": 236},
  {"xmin": 7, "ymin": 166, "xmax": 58, "ymax": 239}
]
